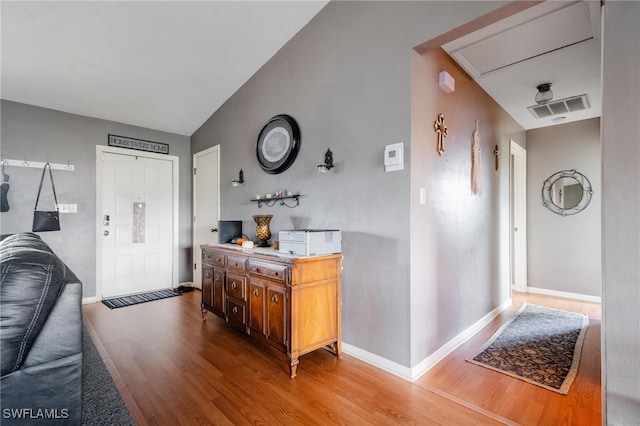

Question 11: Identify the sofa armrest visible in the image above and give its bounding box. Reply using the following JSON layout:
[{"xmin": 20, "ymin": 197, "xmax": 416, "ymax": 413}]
[{"xmin": 23, "ymin": 280, "xmax": 83, "ymax": 368}]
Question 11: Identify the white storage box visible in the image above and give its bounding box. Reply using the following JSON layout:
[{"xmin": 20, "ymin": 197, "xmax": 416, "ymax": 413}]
[{"xmin": 278, "ymin": 229, "xmax": 342, "ymax": 256}]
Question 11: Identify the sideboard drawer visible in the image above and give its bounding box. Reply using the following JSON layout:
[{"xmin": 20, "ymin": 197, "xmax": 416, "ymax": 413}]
[
  {"xmin": 227, "ymin": 299, "xmax": 246, "ymax": 327},
  {"xmin": 203, "ymin": 249, "xmax": 225, "ymax": 267},
  {"xmin": 226, "ymin": 274, "xmax": 246, "ymax": 300},
  {"xmin": 227, "ymin": 255, "xmax": 247, "ymax": 272},
  {"xmin": 248, "ymin": 260, "xmax": 287, "ymax": 282}
]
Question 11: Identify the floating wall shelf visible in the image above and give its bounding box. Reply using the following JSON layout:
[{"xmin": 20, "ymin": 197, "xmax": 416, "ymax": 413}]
[{"xmin": 250, "ymin": 195, "xmax": 300, "ymax": 208}]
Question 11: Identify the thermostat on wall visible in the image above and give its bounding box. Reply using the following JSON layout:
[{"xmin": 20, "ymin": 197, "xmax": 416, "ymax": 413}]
[{"xmin": 384, "ymin": 142, "xmax": 404, "ymax": 172}]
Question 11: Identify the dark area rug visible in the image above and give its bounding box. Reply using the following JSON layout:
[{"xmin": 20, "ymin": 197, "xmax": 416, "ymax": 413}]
[
  {"xmin": 102, "ymin": 289, "xmax": 180, "ymax": 309},
  {"xmin": 467, "ymin": 303, "xmax": 589, "ymax": 394},
  {"xmin": 82, "ymin": 328, "xmax": 135, "ymax": 425}
]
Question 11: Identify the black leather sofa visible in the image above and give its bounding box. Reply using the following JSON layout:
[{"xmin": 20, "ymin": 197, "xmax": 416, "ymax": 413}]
[{"xmin": 1, "ymin": 233, "xmax": 83, "ymax": 425}]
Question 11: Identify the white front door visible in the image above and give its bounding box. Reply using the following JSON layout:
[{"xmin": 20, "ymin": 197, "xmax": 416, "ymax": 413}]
[
  {"xmin": 98, "ymin": 148, "xmax": 176, "ymax": 298},
  {"xmin": 510, "ymin": 140, "xmax": 528, "ymax": 293},
  {"xmin": 192, "ymin": 146, "xmax": 220, "ymax": 289}
]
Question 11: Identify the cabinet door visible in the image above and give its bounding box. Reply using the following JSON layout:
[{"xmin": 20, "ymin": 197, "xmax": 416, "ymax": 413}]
[
  {"xmin": 267, "ymin": 286, "xmax": 288, "ymax": 349},
  {"xmin": 212, "ymin": 268, "xmax": 225, "ymax": 316},
  {"xmin": 249, "ymin": 282, "xmax": 265, "ymax": 336},
  {"xmin": 202, "ymin": 265, "xmax": 214, "ymax": 308}
]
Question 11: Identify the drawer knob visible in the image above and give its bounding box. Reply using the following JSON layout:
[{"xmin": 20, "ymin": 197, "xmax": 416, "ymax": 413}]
[
  {"xmin": 231, "ymin": 282, "xmax": 237, "ymax": 290},
  {"xmin": 232, "ymin": 306, "xmax": 238, "ymax": 314},
  {"xmin": 271, "ymin": 295, "xmax": 278, "ymax": 303},
  {"xmin": 215, "ymin": 276, "xmax": 220, "ymax": 282},
  {"xmin": 253, "ymin": 289, "xmax": 259, "ymax": 297},
  {"xmin": 204, "ymin": 272, "xmax": 211, "ymax": 279}
]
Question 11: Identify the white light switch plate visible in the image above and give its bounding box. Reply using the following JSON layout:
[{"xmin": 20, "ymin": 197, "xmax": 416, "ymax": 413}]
[{"xmin": 58, "ymin": 204, "xmax": 77, "ymax": 213}]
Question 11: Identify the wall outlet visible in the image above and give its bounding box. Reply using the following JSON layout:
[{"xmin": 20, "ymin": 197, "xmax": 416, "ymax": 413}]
[{"xmin": 58, "ymin": 204, "xmax": 77, "ymax": 213}]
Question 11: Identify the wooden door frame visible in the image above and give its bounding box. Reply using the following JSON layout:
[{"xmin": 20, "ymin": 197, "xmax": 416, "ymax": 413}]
[
  {"xmin": 95, "ymin": 145, "xmax": 180, "ymax": 300},
  {"xmin": 192, "ymin": 145, "xmax": 220, "ymax": 289},
  {"xmin": 510, "ymin": 140, "xmax": 527, "ymax": 293}
]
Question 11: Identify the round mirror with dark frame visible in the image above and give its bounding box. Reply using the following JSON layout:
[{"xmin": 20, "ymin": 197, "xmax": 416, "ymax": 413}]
[{"xmin": 542, "ymin": 169, "xmax": 593, "ymax": 216}]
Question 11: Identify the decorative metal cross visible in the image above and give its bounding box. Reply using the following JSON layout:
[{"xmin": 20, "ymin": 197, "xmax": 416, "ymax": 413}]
[
  {"xmin": 434, "ymin": 114, "xmax": 448, "ymax": 156},
  {"xmin": 493, "ymin": 144, "xmax": 500, "ymax": 170}
]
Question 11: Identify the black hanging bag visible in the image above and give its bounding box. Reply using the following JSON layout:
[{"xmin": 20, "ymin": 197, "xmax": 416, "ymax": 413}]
[{"xmin": 32, "ymin": 163, "xmax": 61, "ymax": 232}]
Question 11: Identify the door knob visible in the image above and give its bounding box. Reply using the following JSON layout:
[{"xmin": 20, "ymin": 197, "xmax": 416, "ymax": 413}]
[
  {"xmin": 211, "ymin": 227, "xmax": 218, "ymax": 233},
  {"xmin": 103, "ymin": 230, "xmax": 110, "ymax": 236}
]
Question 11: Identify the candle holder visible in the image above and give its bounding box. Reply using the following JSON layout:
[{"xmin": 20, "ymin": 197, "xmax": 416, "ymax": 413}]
[{"xmin": 252, "ymin": 214, "xmax": 273, "ymax": 247}]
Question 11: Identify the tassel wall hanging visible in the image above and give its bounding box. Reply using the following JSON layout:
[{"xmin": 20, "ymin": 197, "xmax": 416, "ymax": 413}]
[{"xmin": 471, "ymin": 120, "xmax": 481, "ymax": 195}]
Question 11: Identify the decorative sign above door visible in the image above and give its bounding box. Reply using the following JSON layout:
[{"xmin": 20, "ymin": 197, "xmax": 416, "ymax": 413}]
[{"xmin": 108, "ymin": 134, "xmax": 169, "ymax": 155}]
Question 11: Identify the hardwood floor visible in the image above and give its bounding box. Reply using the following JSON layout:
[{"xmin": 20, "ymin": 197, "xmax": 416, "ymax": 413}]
[
  {"xmin": 83, "ymin": 291, "xmax": 601, "ymax": 425},
  {"xmin": 416, "ymin": 292, "xmax": 602, "ymax": 426}
]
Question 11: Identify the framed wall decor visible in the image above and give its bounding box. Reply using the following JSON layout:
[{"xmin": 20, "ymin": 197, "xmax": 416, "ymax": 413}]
[
  {"xmin": 256, "ymin": 114, "xmax": 300, "ymax": 174},
  {"xmin": 108, "ymin": 134, "xmax": 169, "ymax": 155}
]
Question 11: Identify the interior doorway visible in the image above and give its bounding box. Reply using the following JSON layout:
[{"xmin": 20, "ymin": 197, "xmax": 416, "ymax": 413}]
[
  {"xmin": 192, "ymin": 145, "xmax": 220, "ymax": 289},
  {"xmin": 510, "ymin": 140, "xmax": 527, "ymax": 293}
]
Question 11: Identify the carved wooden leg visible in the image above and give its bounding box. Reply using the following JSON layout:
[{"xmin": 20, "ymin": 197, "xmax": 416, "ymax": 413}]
[
  {"xmin": 201, "ymin": 305, "xmax": 208, "ymax": 321},
  {"xmin": 289, "ymin": 358, "xmax": 299, "ymax": 378}
]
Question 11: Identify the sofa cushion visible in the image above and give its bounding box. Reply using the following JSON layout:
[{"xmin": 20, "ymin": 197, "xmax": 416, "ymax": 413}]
[{"xmin": 0, "ymin": 233, "xmax": 69, "ymax": 375}]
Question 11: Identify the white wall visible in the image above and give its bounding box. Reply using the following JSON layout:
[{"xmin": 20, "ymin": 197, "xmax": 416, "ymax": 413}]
[
  {"xmin": 602, "ymin": 1, "xmax": 640, "ymax": 423},
  {"xmin": 526, "ymin": 118, "xmax": 601, "ymax": 297}
]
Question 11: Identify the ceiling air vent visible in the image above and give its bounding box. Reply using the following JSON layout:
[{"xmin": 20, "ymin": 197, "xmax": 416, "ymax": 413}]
[{"xmin": 527, "ymin": 94, "xmax": 591, "ymax": 119}]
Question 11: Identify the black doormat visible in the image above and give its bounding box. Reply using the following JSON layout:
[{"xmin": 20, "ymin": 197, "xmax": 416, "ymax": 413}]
[{"xmin": 102, "ymin": 289, "xmax": 180, "ymax": 309}]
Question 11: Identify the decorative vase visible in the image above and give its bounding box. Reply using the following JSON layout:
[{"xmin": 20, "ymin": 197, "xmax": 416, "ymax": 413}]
[{"xmin": 252, "ymin": 214, "xmax": 273, "ymax": 247}]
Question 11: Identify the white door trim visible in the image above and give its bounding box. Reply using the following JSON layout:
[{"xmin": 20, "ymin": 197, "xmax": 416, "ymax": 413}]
[
  {"xmin": 192, "ymin": 145, "xmax": 220, "ymax": 288},
  {"xmin": 510, "ymin": 140, "xmax": 527, "ymax": 293},
  {"xmin": 96, "ymin": 145, "xmax": 180, "ymax": 300}
]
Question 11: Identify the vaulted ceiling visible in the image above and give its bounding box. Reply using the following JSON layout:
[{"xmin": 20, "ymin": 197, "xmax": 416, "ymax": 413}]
[
  {"xmin": 1, "ymin": 1, "xmax": 328, "ymax": 136},
  {"xmin": 2, "ymin": 1, "xmax": 600, "ymax": 136}
]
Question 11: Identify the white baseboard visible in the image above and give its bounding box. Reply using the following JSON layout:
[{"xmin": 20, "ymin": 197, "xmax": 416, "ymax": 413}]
[
  {"xmin": 342, "ymin": 343, "xmax": 413, "ymax": 381},
  {"xmin": 527, "ymin": 287, "xmax": 601, "ymax": 304},
  {"xmin": 82, "ymin": 296, "xmax": 99, "ymax": 304},
  {"xmin": 410, "ymin": 298, "xmax": 512, "ymax": 381},
  {"xmin": 342, "ymin": 298, "xmax": 513, "ymax": 382}
]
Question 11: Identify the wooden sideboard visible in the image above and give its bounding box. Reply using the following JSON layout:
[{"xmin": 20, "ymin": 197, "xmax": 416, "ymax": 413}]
[{"xmin": 201, "ymin": 244, "xmax": 342, "ymax": 378}]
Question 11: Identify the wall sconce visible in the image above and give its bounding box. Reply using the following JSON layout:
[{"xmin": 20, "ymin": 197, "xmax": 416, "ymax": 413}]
[
  {"xmin": 317, "ymin": 149, "xmax": 334, "ymax": 173},
  {"xmin": 231, "ymin": 169, "xmax": 244, "ymax": 187}
]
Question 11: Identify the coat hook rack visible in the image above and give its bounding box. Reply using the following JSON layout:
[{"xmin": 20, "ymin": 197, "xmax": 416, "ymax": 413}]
[{"xmin": 1, "ymin": 158, "xmax": 75, "ymax": 171}]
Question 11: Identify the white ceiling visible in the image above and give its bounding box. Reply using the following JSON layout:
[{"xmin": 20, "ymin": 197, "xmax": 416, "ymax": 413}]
[
  {"xmin": 2, "ymin": 1, "xmax": 601, "ymax": 136},
  {"xmin": 1, "ymin": 1, "xmax": 328, "ymax": 136},
  {"xmin": 442, "ymin": 1, "xmax": 602, "ymax": 130}
]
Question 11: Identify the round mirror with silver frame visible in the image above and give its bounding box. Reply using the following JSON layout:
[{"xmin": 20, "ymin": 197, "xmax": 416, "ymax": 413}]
[{"xmin": 542, "ymin": 169, "xmax": 593, "ymax": 216}]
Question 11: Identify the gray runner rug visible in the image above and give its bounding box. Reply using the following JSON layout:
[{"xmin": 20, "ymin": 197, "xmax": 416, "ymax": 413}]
[
  {"xmin": 102, "ymin": 289, "xmax": 179, "ymax": 309},
  {"xmin": 467, "ymin": 303, "xmax": 589, "ymax": 394}
]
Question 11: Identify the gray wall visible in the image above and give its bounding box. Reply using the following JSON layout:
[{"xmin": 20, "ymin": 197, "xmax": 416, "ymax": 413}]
[
  {"xmin": 526, "ymin": 118, "xmax": 601, "ymax": 297},
  {"xmin": 602, "ymin": 1, "xmax": 640, "ymax": 423},
  {"xmin": 0, "ymin": 100, "xmax": 192, "ymax": 298},
  {"xmin": 410, "ymin": 47, "xmax": 525, "ymax": 365},
  {"xmin": 191, "ymin": 1, "xmax": 508, "ymax": 368}
]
